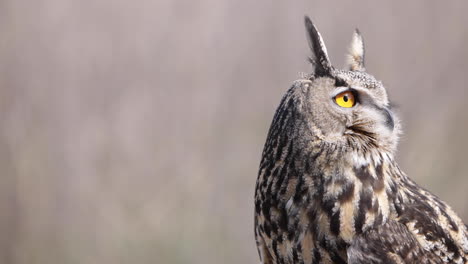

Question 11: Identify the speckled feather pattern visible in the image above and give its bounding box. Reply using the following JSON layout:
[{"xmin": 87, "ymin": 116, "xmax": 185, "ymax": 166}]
[{"xmin": 254, "ymin": 17, "xmax": 468, "ymax": 264}]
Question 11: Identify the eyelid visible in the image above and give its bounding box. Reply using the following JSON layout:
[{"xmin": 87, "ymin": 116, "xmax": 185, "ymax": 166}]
[{"xmin": 331, "ymin": 87, "xmax": 351, "ymax": 98}]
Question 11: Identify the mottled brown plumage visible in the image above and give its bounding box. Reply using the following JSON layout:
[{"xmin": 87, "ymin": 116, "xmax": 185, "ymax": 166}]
[{"xmin": 254, "ymin": 16, "xmax": 468, "ymax": 264}]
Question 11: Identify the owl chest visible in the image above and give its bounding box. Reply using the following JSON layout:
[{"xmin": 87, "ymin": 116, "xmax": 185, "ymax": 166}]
[
  {"xmin": 255, "ymin": 173, "xmax": 394, "ymax": 263},
  {"xmin": 255, "ymin": 192, "xmax": 350, "ymax": 264}
]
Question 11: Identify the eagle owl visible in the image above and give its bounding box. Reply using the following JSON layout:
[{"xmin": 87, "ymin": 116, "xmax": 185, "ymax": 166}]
[{"xmin": 254, "ymin": 16, "xmax": 468, "ymax": 264}]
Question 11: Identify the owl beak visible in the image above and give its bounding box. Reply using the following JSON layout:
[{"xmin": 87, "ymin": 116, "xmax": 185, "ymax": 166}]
[{"xmin": 381, "ymin": 108, "xmax": 394, "ymax": 131}]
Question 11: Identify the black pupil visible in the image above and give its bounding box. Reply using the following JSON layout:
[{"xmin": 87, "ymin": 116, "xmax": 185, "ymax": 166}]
[{"xmin": 343, "ymin": 95, "xmax": 348, "ymax": 102}]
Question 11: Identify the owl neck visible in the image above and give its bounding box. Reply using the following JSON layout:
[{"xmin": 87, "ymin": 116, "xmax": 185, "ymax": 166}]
[
  {"xmin": 256, "ymin": 128, "xmax": 405, "ymax": 243},
  {"xmin": 307, "ymin": 142, "xmax": 403, "ymax": 243}
]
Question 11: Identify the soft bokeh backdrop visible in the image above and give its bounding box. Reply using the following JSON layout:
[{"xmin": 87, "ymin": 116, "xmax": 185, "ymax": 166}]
[{"xmin": 0, "ymin": 1, "xmax": 467, "ymax": 263}]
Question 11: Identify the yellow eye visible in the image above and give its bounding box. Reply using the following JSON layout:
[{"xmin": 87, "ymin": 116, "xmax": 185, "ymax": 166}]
[{"xmin": 335, "ymin": 91, "xmax": 356, "ymax": 108}]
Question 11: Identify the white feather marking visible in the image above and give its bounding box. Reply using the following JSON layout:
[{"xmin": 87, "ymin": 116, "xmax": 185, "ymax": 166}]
[
  {"xmin": 352, "ymin": 153, "xmax": 369, "ymax": 167},
  {"xmin": 285, "ymin": 197, "xmax": 294, "ymax": 212}
]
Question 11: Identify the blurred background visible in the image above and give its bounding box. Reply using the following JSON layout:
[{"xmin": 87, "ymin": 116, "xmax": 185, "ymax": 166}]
[{"xmin": 0, "ymin": 0, "xmax": 467, "ymax": 263}]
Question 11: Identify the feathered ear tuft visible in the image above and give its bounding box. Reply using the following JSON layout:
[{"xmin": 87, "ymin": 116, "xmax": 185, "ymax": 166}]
[
  {"xmin": 304, "ymin": 16, "xmax": 332, "ymax": 76},
  {"xmin": 346, "ymin": 29, "xmax": 365, "ymax": 71}
]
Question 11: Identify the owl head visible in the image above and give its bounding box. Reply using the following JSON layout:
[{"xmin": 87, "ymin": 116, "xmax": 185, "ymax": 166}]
[{"xmin": 293, "ymin": 16, "xmax": 400, "ymax": 155}]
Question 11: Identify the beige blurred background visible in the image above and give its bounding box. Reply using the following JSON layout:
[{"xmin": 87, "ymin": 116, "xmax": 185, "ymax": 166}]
[{"xmin": 0, "ymin": 1, "xmax": 467, "ymax": 263}]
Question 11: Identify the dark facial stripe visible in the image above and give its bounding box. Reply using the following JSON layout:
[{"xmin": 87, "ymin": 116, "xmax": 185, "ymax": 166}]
[
  {"xmin": 354, "ymin": 165, "xmax": 373, "ymax": 185},
  {"xmin": 338, "ymin": 182, "xmax": 355, "ymax": 203},
  {"xmin": 330, "ymin": 211, "xmax": 341, "ymax": 236},
  {"xmin": 355, "ymin": 190, "xmax": 373, "ymax": 234},
  {"xmin": 329, "ymin": 251, "xmax": 347, "ymax": 264},
  {"xmin": 271, "ymin": 240, "xmax": 279, "ymax": 259},
  {"xmin": 312, "ymin": 248, "xmax": 321, "ymax": 263},
  {"xmin": 263, "ymin": 221, "xmax": 271, "ymax": 237},
  {"xmin": 375, "ymin": 163, "xmax": 384, "ymax": 179},
  {"xmin": 321, "ymin": 199, "xmax": 335, "ymax": 217},
  {"xmin": 372, "ymin": 164, "xmax": 385, "ymax": 192},
  {"xmin": 334, "ymin": 77, "xmax": 348, "ymax": 87}
]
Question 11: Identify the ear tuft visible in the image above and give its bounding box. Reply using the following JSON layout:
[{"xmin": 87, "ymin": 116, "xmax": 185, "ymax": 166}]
[
  {"xmin": 304, "ymin": 16, "xmax": 332, "ymax": 76},
  {"xmin": 346, "ymin": 29, "xmax": 365, "ymax": 71}
]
